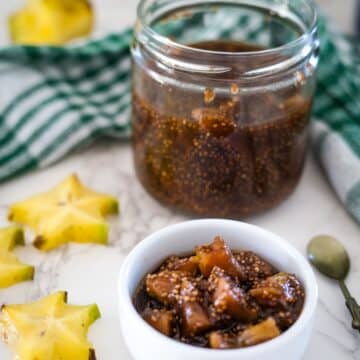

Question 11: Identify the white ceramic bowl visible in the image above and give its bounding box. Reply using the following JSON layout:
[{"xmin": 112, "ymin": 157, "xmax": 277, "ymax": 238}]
[{"xmin": 118, "ymin": 219, "xmax": 318, "ymax": 360}]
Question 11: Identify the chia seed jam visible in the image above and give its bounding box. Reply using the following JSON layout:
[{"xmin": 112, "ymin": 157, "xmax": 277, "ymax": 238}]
[{"xmin": 131, "ymin": 1, "xmax": 319, "ymax": 217}]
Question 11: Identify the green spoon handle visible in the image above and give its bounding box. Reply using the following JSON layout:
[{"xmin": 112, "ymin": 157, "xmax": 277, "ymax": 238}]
[{"xmin": 339, "ymin": 280, "xmax": 360, "ymax": 331}]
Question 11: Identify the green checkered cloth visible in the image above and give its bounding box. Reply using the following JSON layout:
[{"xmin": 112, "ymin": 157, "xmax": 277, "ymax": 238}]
[
  {"xmin": 0, "ymin": 14, "xmax": 359, "ymax": 223},
  {"xmin": 311, "ymin": 21, "xmax": 360, "ymax": 223}
]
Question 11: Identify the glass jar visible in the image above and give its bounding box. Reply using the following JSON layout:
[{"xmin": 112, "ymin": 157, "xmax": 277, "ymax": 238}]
[{"xmin": 131, "ymin": 0, "xmax": 319, "ymax": 218}]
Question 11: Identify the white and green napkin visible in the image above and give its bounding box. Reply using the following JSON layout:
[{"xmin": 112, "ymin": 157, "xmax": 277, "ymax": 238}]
[{"xmin": 0, "ymin": 17, "xmax": 359, "ymax": 223}]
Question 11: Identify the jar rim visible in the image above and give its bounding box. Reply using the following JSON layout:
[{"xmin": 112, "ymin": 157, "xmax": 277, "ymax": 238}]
[{"xmin": 136, "ymin": 0, "xmax": 318, "ymax": 58}]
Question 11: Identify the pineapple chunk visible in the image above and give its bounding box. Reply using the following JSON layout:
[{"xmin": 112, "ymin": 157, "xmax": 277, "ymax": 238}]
[
  {"xmin": 146, "ymin": 271, "xmax": 211, "ymax": 336},
  {"xmin": 196, "ymin": 236, "xmax": 246, "ymax": 280},
  {"xmin": 142, "ymin": 308, "xmax": 174, "ymax": 336},
  {"xmin": 178, "ymin": 278, "xmax": 211, "ymax": 336},
  {"xmin": 237, "ymin": 317, "xmax": 281, "ymax": 347},
  {"xmin": 146, "ymin": 270, "xmax": 184, "ymax": 305},
  {"xmin": 160, "ymin": 256, "xmax": 199, "ymax": 275},
  {"xmin": 8, "ymin": 174, "xmax": 119, "ymax": 251},
  {"xmin": 0, "ymin": 291, "xmax": 100, "ymax": 360},
  {"xmin": 0, "ymin": 226, "xmax": 34, "ymax": 288},
  {"xmin": 209, "ymin": 317, "xmax": 280, "ymax": 349},
  {"xmin": 9, "ymin": 0, "xmax": 94, "ymax": 46},
  {"xmin": 209, "ymin": 267, "xmax": 258, "ymax": 322}
]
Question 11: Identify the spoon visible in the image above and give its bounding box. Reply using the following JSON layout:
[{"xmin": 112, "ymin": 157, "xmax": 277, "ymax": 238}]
[{"xmin": 307, "ymin": 235, "xmax": 360, "ymax": 332}]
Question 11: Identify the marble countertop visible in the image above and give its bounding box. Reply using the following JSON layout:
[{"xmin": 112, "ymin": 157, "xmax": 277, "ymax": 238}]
[
  {"xmin": 0, "ymin": 1, "xmax": 359, "ymax": 360},
  {"xmin": 0, "ymin": 143, "xmax": 359, "ymax": 360}
]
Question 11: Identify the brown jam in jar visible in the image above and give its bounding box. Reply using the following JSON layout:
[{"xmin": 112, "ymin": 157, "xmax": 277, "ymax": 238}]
[{"xmin": 132, "ymin": 1, "xmax": 319, "ymax": 218}]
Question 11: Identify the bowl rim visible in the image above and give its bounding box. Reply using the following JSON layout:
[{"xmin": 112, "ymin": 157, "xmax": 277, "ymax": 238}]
[{"xmin": 118, "ymin": 219, "xmax": 318, "ymax": 357}]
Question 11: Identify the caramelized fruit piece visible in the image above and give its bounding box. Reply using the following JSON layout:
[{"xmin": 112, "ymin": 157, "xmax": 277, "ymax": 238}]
[
  {"xmin": 209, "ymin": 267, "xmax": 258, "ymax": 322},
  {"xmin": 9, "ymin": 0, "xmax": 94, "ymax": 45},
  {"xmin": 180, "ymin": 301, "xmax": 211, "ymax": 337},
  {"xmin": 209, "ymin": 317, "xmax": 280, "ymax": 349},
  {"xmin": 160, "ymin": 256, "xmax": 199, "ymax": 275},
  {"xmin": 196, "ymin": 237, "xmax": 246, "ymax": 280},
  {"xmin": 0, "ymin": 292, "xmax": 100, "ymax": 360},
  {"xmin": 8, "ymin": 174, "xmax": 119, "ymax": 251},
  {"xmin": 145, "ymin": 270, "xmax": 211, "ymax": 336},
  {"xmin": 250, "ymin": 272, "xmax": 304, "ymax": 308},
  {"xmin": 178, "ymin": 278, "xmax": 211, "ymax": 336},
  {"xmin": 209, "ymin": 331, "xmax": 237, "ymax": 349},
  {"xmin": 142, "ymin": 308, "xmax": 174, "ymax": 336},
  {"xmin": 192, "ymin": 102, "xmax": 236, "ymax": 137},
  {"xmin": 235, "ymin": 251, "xmax": 277, "ymax": 286},
  {"xmin": 250, "ymin": 273, "xmax": 305, "ymax": 329},
  {"xmin": 237, "ymin": 317, "xmax": 281, "ymax": 347},
  {"xmin": 146, "ymin": 271, "xmax": 184, "ymax": 305},
  {"xmin": 0, "ymin": 226, "xmax": 34, "ymax": 288}
]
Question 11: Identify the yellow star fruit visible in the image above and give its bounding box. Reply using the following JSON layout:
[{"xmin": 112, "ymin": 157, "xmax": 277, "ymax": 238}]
[
  {"xmin": 8, "ymin": 0, "xmax": 94, "ymax": 46},
  {"xmin": 8, "ymin": 174, "xmax": 119, "ymax": 251},
  {"xmin": 0, "ymin": 291, "xmax": 101, "ymax": 360},
  {"xmin": 0, "ymin": 226, "xmax": 34, "ymax": 288}
]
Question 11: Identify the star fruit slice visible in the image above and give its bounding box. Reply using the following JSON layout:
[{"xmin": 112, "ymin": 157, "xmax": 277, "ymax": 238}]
[
  {"xmin": 0, "ymin": 291, "xmax": 101, "ymax": 360},
  {"xmin": 0, "ymin": 226, "xmax": 34, "ymax": 288},
  {"xmin": 8, "ymin": 174, "xmax": 119, "ymax": 252},
  {"xmin": 9, "ymin": 0, "xmax": 94, "ymax": 46}
]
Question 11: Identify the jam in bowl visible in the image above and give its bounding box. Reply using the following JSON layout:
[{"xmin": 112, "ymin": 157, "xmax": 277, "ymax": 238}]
[{"xmin": 118, "ymin": 219, "xmax": 318, "ymax": 360}]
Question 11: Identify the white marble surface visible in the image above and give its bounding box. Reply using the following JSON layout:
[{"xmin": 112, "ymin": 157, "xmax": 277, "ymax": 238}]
[
  {"xmin": 0, "ymin": 1, "xmax": 359, "ymax": 360},
  {"xmin": 0, "ymin": 143, "xmax": 359, "ymax": 360}
]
